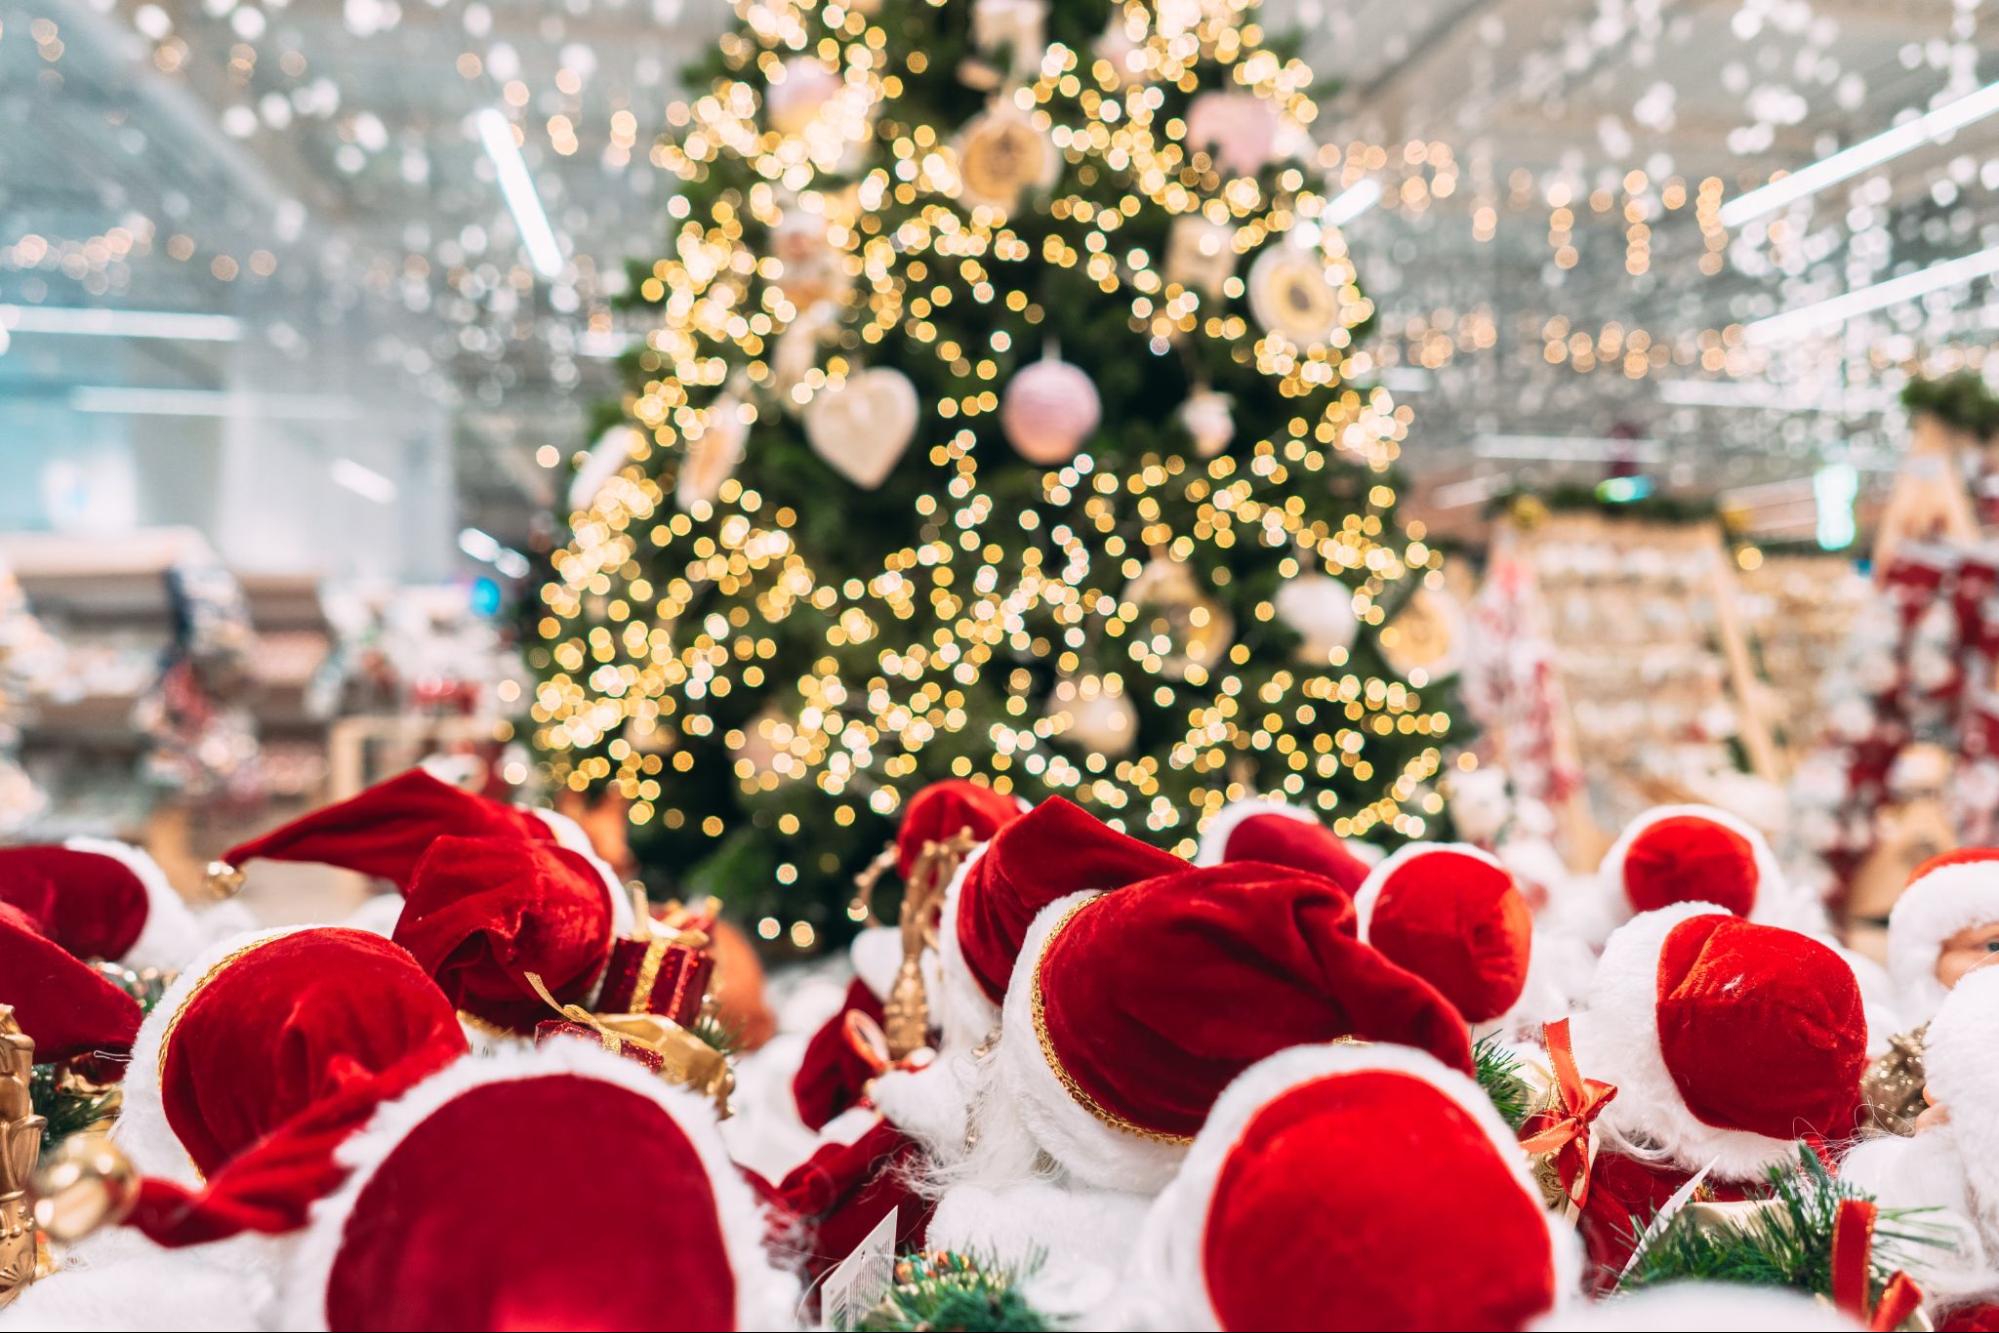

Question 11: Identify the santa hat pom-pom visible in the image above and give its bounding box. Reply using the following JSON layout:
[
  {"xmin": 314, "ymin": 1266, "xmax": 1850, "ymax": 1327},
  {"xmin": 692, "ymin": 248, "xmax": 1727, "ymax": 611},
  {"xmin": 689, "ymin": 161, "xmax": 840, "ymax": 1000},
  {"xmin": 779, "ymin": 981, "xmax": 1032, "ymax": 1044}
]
[
  {"xmin": 1195, "ymin": 796, "xmax": 1370, "ymax": 894},
  {"xmin": 1600, "ymin": 804, "xmax": 1777, "ymax": 921},
  {"xmin": 1354, "ymin": 842, "xmax": 1531, "ymax": 1023}
]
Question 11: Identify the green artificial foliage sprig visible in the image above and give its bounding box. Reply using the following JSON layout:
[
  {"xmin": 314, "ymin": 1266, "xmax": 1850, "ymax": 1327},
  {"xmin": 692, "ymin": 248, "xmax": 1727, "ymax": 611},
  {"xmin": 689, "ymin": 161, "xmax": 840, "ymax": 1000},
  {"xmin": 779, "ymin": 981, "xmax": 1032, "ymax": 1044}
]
[
  {"xmin": 1903, "ymin": 372, "xmax": 1999, "ymax": 441},
  {"xmin": 1473, "ymin": 1032, "xmax": 1534, "ymax": 1131},
  {"xmin": 30, "ymin": 1064, "xmax": 120, "ymax": 1159},
  {"xmin": 1616, "ymin": 1147, "xmax": 1948, "ymax": 1302},
  {"xmin": 847, "ymin": 1250, "xmax": 1052, "ymax": 1333}
]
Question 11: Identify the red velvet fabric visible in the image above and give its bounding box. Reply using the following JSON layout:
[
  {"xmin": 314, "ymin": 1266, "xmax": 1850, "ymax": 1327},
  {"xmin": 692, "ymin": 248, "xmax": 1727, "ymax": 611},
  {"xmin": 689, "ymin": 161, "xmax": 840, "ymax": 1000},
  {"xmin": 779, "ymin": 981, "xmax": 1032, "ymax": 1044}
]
[
  {"xmin": 1035, "ymin": 866, "xmax": 1471, "ymax": 1139},
  {"xmin": 0, "ymin": 845, "xmax": 148, "ymax": 961},
  {"xmin": 1576, "ymin": 1150, "xmax": 1754, "ymax": 1290},
  {"xmin": 221, "ymin": 769, "xmax": 554, "ymax": 891},
  {"xmin": 163, "ymin": 928, "xmax": 468, "ymax": 1177},
  {"xmin": 322, "ymin": 1075, "xmax": 738, "ymax": 1331},
  {"xmin": 895, "ymin": 779, "xmax": 1022, "ymax": 876},
  {"xmin": 1940, "ymin": 1303, "xmax": 1999, "ymax": 1331},
  {"xmin": 1655, "ymin": 914, "xmax": 1866, "ymax": 1141},
  {"xmin": 1204, "ymin": 1069, "xmax": 1554, "ymax": 1331},
  {"xmin": 763, "ymin": 1119, "xmax": 932, "ymax": 1290},
  {"xmin": 0, "ymin": 903, "xmax": 142, "ymax": 1063},
  {"xmin": 792, "ymin": 979, "xmax": 886, "ymax": 1131},
  {"xmin": 1622, "ymin": 814, "xmax": 1759, "ymax": 916},
  {"xmin": 956, "ymin": 796, "xmax": 1184, "ymax": 1006},
  {"xmin": 394, "ymin": 835, "xmax": 615, "ymax": 1033},
  {"xmin": 1367, "ymin": 850, "xmax": 1530, "ymax": 1023},
  {"xmin": 130, "ymin": 1041, "xmax": 458, "ymax": 1246},
  {"xmin": 1221, "ymin": 813, "xmax": 1371, "ymax": 896}
]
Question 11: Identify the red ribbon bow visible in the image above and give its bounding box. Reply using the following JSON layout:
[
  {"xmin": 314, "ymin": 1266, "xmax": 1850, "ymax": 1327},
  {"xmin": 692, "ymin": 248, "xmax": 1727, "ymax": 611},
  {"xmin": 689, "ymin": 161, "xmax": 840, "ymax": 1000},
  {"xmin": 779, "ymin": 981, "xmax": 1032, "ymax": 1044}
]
[
  {"xmin": 1833, "ymin": 1198, "xmax": 1924, "ymax": 1332},
  {"xmin": 1517, "ymin": 1018, "xmax": 1617, "ymax": 1210}
]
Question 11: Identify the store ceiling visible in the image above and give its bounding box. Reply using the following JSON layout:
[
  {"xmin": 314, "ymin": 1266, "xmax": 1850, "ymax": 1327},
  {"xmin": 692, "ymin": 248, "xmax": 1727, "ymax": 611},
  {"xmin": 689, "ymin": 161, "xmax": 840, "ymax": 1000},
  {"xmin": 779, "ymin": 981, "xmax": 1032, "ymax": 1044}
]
[{"xmin": 6, "ymin": 0, "xmax": 1998, "ymax": 546}]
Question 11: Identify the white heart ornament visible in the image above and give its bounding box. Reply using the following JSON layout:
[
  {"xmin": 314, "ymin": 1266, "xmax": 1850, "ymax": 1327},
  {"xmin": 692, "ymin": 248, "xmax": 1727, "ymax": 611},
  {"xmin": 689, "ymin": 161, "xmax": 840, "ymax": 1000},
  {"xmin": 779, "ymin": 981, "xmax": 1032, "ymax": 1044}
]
[{"xmin": 804, "ymin": 368, "xmax": 919, "ymax": 489}]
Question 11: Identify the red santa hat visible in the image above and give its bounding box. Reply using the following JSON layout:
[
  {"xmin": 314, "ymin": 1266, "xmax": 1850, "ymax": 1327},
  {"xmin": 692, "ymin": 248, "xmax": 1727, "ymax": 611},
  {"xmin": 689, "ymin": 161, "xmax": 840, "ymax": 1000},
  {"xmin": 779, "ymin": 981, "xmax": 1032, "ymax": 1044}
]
[
  {"xmin": 1354, "ymin": 842, "xmax": 1531, "ymax": 1024},
  {"xmin": 0, "ymin": 838, "xmax": 206, "ymax": 970},
  {"xmin": 1593, "ymin": 805, "xmax": 1823, "ymax": 937},
  {"xmin": 895, "ymin": 778, "xmax": 1025, "ymax": 877},
  {"xmin": 0, "ymin": 901, "xmax": 143, "ymax": 1064},
  {"xmin": 1195, "ymin": 796, "xmax": 1372, "ymax": 895},
  {"xmin": 1138, "ymin": 1043, "xmax": 1576, "ymax": 1331},
  {"xmin": 391, "ymin": 834, "xmax": 634, "ymax": 1035},
  {"xmin": 1887, "ymin": 848, "xmax": 1999, "ymax": 1022},
  {"xmin": 999, "ymin": 863, "xmax": 1473, "ymax": 1192},
  {"xmin": 935, "ymin": 796, "xmax": 1183, "ymax": 1048},
  {"xmin": 1571, "ymin": 903, "xmax": 1867, "ymax": 1180},
  {"xmin": 206, "ymin": 770, "xmax": 630, "ymax": 922},
  {"xmin": 117, "ymin": 926, "xmax": 469, "ymax": 1187},
  {"xmin": 280, "ymin": 1039, "xmax": 795, "ymax": 1331}
]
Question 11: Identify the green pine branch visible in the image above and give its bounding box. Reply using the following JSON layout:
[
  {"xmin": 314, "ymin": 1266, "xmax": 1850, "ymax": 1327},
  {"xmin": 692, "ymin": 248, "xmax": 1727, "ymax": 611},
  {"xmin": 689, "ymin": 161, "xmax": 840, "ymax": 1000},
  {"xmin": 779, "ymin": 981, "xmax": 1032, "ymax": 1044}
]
[
  {"xmin": 1472, "ymin": 1033, "xmax": 1534, "ymax": 1131},
  {"xmin": 30, "ymin": 1064, "xmax": 120, "ymax": 1158},
  {"xmin": 846, "ymin": 1250, "xmax": 1052, "ymax": 1333}
]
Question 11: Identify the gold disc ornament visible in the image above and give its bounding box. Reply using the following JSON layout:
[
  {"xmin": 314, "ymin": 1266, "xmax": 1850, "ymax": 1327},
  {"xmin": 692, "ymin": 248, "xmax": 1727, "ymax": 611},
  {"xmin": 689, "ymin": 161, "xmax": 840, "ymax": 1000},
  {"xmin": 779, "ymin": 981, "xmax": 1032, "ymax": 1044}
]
[
  {"xmin": 955, "ymin": 105, "xmax": 1058, "ymax": 213},
  {"xmin": 1123, "ymin": 557, "xmax": 1233, "ymax": 679},
  {"xmin": 1045, "ymin": 676, "xmax": 1137, "ymax": 756},
  {"xmin": 1377, "ymin": 584, "xmax": 1467, "ymax": 681},
  {"xmin": 1248, "ymin": 242, "xmax": 1342, "ymax": 347}
]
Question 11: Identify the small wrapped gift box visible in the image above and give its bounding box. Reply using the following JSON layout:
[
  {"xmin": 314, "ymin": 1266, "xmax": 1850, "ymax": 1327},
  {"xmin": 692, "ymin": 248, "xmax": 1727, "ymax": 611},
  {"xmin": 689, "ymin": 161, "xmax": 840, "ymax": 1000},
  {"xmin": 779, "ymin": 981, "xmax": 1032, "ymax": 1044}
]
[
  {"xmin": 535, "ymin": 1019, "xmax": 665, "ymax": 1073},
  {"xmin": 595, "ymin": 935, "xmax": 713, "ymax": 1027}
]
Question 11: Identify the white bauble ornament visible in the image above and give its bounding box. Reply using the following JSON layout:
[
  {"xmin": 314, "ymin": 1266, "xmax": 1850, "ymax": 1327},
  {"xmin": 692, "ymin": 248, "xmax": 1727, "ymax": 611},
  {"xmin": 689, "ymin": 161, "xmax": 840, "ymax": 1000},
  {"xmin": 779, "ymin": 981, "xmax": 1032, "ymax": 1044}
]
[
  {"xmin": 1047, "ymin": 677, "xmax": 1136, "ymax": 757},
  {"xmin": 568, "ymin": 424, "xmax": 643, "ymax": 513},
  {"xmin": 1164, "ymin": 215, "xmax": 1238, "ymax": 301},
  {"xmin": 766, "ymin": 58, "xmax": 841, "ymax": 136},
  {"xmin": 1185, "ymin": 90, "xmax": 1281, "ymax": 177},
  {"xmin": 1248, "ymin": 242, "xmax": 1343, "ymax": 347},
  {"xmin": 1001, "ymin": 356, "xmax": 1100, "ymax": 465},
  {"xmin": 677, "ymin": 396, "xmax": 748, "ymax": 511},
  {"xmin": 804, "ymin": 367, "xmax": 919, "ymax": 489},
  {"xmin": 971, "ymin": 0, "xmax": 1048, "ymax": 79},
  {"xmin": 1274, "ymin": 574, "xmax": 1358, "ymax": 661},
  {"xmin": 1179, "ymin": 388, "xmax": 1233, "ymax": 458}
]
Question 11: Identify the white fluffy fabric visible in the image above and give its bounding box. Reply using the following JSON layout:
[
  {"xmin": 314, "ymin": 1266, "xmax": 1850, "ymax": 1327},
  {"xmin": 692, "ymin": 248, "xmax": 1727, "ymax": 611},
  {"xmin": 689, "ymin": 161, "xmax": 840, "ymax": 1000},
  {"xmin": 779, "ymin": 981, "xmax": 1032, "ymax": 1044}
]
[
  {"xmin": 1531, "ymin": 1282, "xmax": 1862, "ymax": 1331},
  {"xmin": 64, "ymin": 835, "xmax": 203, "ymax": 973},
  {"xmin": 527, "ymin": 806, "xmax": 636, "ymax": 938},
  {"xmin": 871, "ymin": 1052, "xmax": 978, "ymax": 1167},
  {"xmin": 1839, "ymin": 1129, "xmax": 1995, "ymax": 1303},
  {"xmin": 1569, "ymin": 902, "xmax": 1805, "ymax": 1181},
  {"xmin": 1122, "ymin": 1041, "xmax": 1579, "ymax": 1332},
  {"xmin": 923, "ymin": 1178, "xmax": 1151, "ymax": 1322},
  {"xmin": 1586, "ymin": 804, "xmax": 1826, "ymax": 945},
  {"xmin": 1923, "ymin": 966, "xmax": 1999, "ymax": 1255},
  {"xmin": 932, "ymin": 840, "xmax": 1002, "ymax": 1055},
  {"xmin": 1191, "ymin": 796, "xmax": 1317, "ymax": 867},
  {"xmin": 1, "ymin": 1227, "xmax": 277, "ymax": 1331},
  {"xmin": 1887, "ymin": 859, "xmax": 1999, "ymax": 1023},
  {"xmin": 996, "ymin": 891, "xmax": 1187, "ymax": 1194},
  {"xmin": 115, "ymin": 925, "xmax": 312, "ymax": 1184},
  {"xmin": 279, "ymin": 1039, "xmax": 798, "ymax": 1332},
  {"xmin": 1352, "ymin": 840, "xmax": 1505, "ymax": 940}
]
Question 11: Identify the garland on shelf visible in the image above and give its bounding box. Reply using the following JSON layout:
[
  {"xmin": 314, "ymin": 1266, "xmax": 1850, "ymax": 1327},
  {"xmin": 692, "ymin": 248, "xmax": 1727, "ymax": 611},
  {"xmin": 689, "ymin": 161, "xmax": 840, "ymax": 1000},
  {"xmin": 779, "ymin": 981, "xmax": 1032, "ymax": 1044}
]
[
  {"xmin": 848, "ymin": 1251, "xmax": 1050, "ymax": 1333},
  {"xmin": 1904, "ymin": 372, "xmax": 1999, "ymax": 440},
  {"xmin": 1617, "ymin": 1148, "xmax": 1943, "ymax": 1314}
]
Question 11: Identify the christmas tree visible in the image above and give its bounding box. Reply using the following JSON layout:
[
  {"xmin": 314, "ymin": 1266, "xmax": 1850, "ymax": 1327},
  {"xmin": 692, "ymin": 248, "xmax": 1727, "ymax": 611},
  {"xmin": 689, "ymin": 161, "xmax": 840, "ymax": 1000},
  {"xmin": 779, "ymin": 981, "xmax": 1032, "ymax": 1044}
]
[{"xmin": 534, "ymin": 0, "xmax": 1456, "ymax": 939}]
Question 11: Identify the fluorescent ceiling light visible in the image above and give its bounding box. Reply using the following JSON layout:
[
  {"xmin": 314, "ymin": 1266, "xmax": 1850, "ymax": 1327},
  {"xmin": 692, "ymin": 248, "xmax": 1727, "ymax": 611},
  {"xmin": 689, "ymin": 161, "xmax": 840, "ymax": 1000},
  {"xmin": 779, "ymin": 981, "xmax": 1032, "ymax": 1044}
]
[
  {"xmin": 1742, "ymin": 244, "xmax": 1999, "ymax": 344},
  {"xmin": 1324, "ymin": 178, "xmax": 1383, "ymax": 228},
  {"xmin": 68, "ymin": 386, "xmax": 357, "ymax": 418},
  {"xmin": 476, "ymin": 108, "xmax": 565, "ymax": 280},
  {"xmin": 1721, "ymin": 79, "xmax": 1999, "ymax": 227},
  {"xmin": 1656, "ymin": 379, "xmax": 1896, "ymax": 413},
  {"xmin": 1, "ymin": 304, "xmax": 242, "ymax": 341},
  {"xmin": 1472, "ymin": 433, "xmax": 1665, "ymax": 464},
  {"xmin": 1380, "ymin": 366, "xmax": 1432, "ymax": 393},
  {"xmin": 458, "ymin": 527, "xmax": 530, "ymax": 580},
  {"xmin": 330, "ymin": 458, "xmax": 398, "ymax": 505}
]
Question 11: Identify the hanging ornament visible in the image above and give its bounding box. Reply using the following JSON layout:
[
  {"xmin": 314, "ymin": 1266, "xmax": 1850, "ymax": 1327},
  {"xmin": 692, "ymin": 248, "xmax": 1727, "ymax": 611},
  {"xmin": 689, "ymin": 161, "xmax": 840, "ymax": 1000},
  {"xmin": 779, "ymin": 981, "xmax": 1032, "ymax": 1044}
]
[
  {"xmin": 1180, "ymin": 388, "xmax": 1234, "ymax": 458},
  {"xmin": 1001, "ymin": 352, "xmax": 1100, "ymax": 465},
  {"xmin": 1378, "ymin": 583, "xmax": 1468, "ymax": 681},
  {"xmin": 1275, "ymin": 573, "xmax": 1359, "ymax": 661},
  {"xmin": 676, "ymin": 395, "xmax": 748, "ymax": 511},
  {"xmin": 728, "ymin": 703, "xmax": 793, "ymax": 781},
  {"xmin": 1092, "ymin": 14, "xmax": 1149, "ymax": 89},
  {"xmin": 954, "ymin": 104, "xmax": 1059, "ymax": 213},
  {"xmin": 1046, "ymin": 676, "xmax": 1136, "ymax": 757},
  {"xmin": 568, "ymin": 424, "xmax": 643, "ymax": 513},
  {"xmin": 804, "ymin": 367, "xmax": 919, "ymax": 489},
  {"xmin": 1185, "ymin": 91, "xmax": 1282, "ymax": 177},
  {"xmin": 771, "ymin": 301, "xmax": 840, "ymax": 402},
  {"xmin": 1164, "ymin": 215, "xmax": 1239, "ymax": 301},
  {"xmin": 968, "ymin": 0, "xmax": 1048, "ymax": 84},
  {"xmin": 765, "ymin": 57, "xmax": 841, "ymax": 136},
  {"xmin": 769, "ymin": 209, "xmax": 850, "ymax": 311},
  {"xmin": 1248, "ymin": 241, "xmax": 1343, "ymax": 348},
  {"xmin": 1123, "ymin": 557, "xmax": 1233, "ymax": 679}
]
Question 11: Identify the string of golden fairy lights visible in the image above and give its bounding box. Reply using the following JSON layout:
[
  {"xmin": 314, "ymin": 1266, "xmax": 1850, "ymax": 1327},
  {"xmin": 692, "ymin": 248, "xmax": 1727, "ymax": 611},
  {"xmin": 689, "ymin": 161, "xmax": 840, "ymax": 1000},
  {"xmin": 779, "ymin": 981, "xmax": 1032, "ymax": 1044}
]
[{"xmin": 536, "ymin": 0, "xmax": 1450, "ymax": 894}]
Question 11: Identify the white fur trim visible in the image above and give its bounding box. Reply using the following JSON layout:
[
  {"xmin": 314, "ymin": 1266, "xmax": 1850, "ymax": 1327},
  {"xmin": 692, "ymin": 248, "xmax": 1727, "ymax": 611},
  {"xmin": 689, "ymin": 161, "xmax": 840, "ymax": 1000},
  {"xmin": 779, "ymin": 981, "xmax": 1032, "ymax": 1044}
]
[
  {"xmin": 1, "ymin": 1226, "xmax": 279, "ymax": 1330},
  {"xmin": 1193, "ymin": 797, "xmax": 1317, "ymax": 867},
  {"xmin": 996, "ymin": 891, "xmax": 1188, "ymax": 1193},
  {"xmin": 871, "ymin": 1054, "xmax": 976, "ymax": 1165},
  {"xmin": 1570, "ymin": 902, "xmax": 1806, "ymax": 1180},
  {"xmin": 1839, "ymin": 1126, "xmax": 1999, "ymax": 1303},
  {"xmin": 529, "ymin": 807, "xmax": 636, "ymax": 938},
  {"xmin": 279, "ymin": 1039, "xmax": 797, "ymax": 1332},
  {"xmin": 1924, "ymin": 965, "xmax": 1999, "ymax": 1244},
  {"xmin": 934, "ymin": 840, "xmax": 1002, "ymax": 1055},
  {"xmin": 1531, "ymin": 1282, "xmax": 1862, "ymax": 1331},
  {"xmin": 115, "ymin": 925, "xmax": 315, "ymax": 1184},
  {"xmin": 1888, "ymin": 859, "xmax": 1999, "ymax": 1024},
  {"xmin": 1352, "ymin": 841, "xmax": 1507, "ymax": 941},
  {"xmin": 1594, "ymin": 804, "xmax": 1820, "ymax": 941},
  {"xmin": 1132, "ymin": 1042, "xmax": 1579, "ymax": 1331},
  {"xmin": 64, "ymin": 835, "xmax": 201, "ymax": 972},
  {"xmin": 924, "ymin": 1179, "xmax": 1150, "ymax": 1320},
  {"xmin": 848, "ymin": 925, "xmax": 902, "ymax": 1001}
]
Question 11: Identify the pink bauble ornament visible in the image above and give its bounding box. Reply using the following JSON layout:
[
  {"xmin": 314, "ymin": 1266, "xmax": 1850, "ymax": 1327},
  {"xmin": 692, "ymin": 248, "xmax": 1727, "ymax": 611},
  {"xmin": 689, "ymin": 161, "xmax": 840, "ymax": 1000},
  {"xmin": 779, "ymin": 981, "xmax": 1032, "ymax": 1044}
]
[
  {"xmin": 766, "ymin": 58, "xmax": 841, "ymax": 135},
  {"xmin": 1001, "ymin": 356, "xmax": 1100, "ymax": 465},
  {"xmin": 1185, "ymin": 91, "xmax": 1281, "ymax": 177}
]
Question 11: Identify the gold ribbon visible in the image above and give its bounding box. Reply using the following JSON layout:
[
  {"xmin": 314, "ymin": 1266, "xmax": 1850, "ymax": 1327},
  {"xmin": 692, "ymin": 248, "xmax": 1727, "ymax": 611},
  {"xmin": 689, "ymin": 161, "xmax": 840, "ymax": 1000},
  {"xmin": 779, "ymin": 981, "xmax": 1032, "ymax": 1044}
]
[{"xmin": 523, "ymin": 973, "xmax": 733, "ymax": 1116}]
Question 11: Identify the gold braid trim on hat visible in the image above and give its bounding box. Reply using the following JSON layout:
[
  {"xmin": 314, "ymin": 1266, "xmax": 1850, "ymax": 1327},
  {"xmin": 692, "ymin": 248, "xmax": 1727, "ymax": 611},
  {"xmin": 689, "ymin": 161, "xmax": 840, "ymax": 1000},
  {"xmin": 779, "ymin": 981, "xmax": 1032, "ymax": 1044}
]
[
  {"xmin": 1028, "ymin": 897, "xmax": 1193, "ymax": 1148},
  {"xmin": 155, "ymin": 935, "xmax": 285, "ymax": 1087}
]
